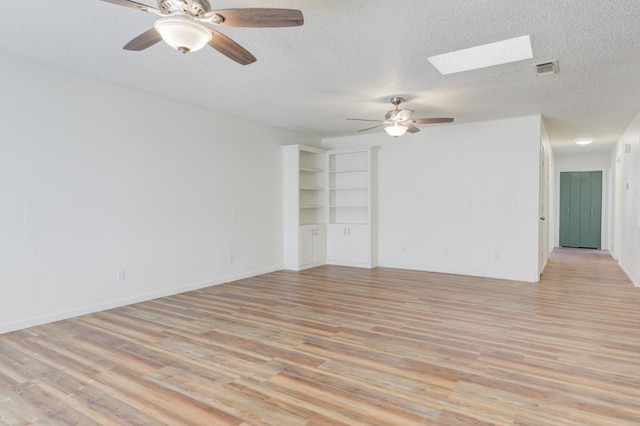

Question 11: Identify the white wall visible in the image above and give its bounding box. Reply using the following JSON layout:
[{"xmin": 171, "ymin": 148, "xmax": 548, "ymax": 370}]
[
  {"xmin": 0, "ymin": 54, "xmax": 318, "ymax": 333},
  {"xmin": 612, "ymin": 113, "xmax": 640, "ymax": 287},
  {"xmin": 323, "ymin": 115, "xmax": 542, "ymax": 282},
  {"xmin": 553, "ymin": 152, "xmax": 612, "ymax": 250},
  {"xmin": 539, "ymin": 121, "xmax": 554, "ymax": 274}
]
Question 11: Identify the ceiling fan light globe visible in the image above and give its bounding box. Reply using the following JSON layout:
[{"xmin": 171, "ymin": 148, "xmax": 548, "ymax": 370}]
[
  {"xmin": 154, "ymin": 17, "xmax": 212, "ymax": 53},
  {"xmin": 384, "ymin": 123, "xmax": 409, "ymax": 137}
]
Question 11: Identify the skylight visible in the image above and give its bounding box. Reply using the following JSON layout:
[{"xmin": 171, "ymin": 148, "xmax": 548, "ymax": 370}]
[{"xmin": 428, "ymin": 35, "xmax": 533, "ymax": 75}]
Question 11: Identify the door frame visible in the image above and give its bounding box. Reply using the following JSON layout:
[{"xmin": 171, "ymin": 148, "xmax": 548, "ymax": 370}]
[{"xmin": 539, "ymin": 144, "xmax": 550, "ymax": 276}]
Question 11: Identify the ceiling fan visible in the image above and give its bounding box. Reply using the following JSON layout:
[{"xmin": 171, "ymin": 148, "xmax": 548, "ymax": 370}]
[
  {"xmin": 99, "ymin": 0, "xmax": 304, "ymax": 65},
  {"xmin": 347, "ymin": 97, "xmax": 454, "ymax": 137}
]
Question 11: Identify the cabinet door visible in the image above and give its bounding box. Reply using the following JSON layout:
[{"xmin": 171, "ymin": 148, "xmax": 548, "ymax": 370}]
[
  {"xmin": 314, "ymin": 225, "xmax": 327, "ymax": 263},
  {"xmin": 559, "ymin": 172, "xmax": 571, "ymax": 247},
  {"xmin": 589, "ymin": 171, "xmax": 602, "ymax": 249},
  {"xmin": 327, "ymin": 224, "xmax": 348, "ymax": 262},
  {"xmin": 299, "ymin": 225, "xmax": 315, "ymax": 267},
  {"xmin": 579, "ymin": 172, "xmax": 593, "ymax": 248},
  {"xmin": 347, "ymin": 225, "xmax": 369, "ymax": 264},
  {"xmin": 568, "ymin": 172, "xmax": 581, "ymax": 247}
]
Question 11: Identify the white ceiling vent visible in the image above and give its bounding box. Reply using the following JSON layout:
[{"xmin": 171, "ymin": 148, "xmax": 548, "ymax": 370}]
[{"xmin": 535, "ymin": 60, "xmax": 559, "ymax": 76}]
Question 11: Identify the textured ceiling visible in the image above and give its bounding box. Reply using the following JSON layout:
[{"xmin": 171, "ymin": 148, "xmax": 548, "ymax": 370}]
[{"xmin": 1, "ymin": 0, "xmax": 639, "ymax": 155}]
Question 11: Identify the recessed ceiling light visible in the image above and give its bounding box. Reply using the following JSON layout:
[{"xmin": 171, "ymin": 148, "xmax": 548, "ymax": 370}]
[
  {"xmin": 575, "ymin": 138, "xmax": 593, "ymax": 145},
  {"xmin": 427, "ymin": 35, "xmax": 533, "ymax": 75}
]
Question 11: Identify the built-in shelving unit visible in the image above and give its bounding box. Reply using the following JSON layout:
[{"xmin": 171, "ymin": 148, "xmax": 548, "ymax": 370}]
[
  {"xmin": 326, "ymin": 147, "xmax": 377, "ymax": 268},
  {"xmin": 282, "ymin": 145, "xmax": 327, "ymax": 271},
  {"xmin": 283, "ymin": 145, "xmax": 377, "ymax": 271},
  {"xmin": 327, "ymin": 150, "xmax": 371, "ymax": 225},
  {"xmin": 298, "ymin": 151, "xmax": 325, "ymax": 226}
]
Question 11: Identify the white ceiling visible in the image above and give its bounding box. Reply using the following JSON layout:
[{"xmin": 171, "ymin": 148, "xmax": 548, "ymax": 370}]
[{"xmin": 2, "ymin": 1, "xmax": 639, "ymax": 155}]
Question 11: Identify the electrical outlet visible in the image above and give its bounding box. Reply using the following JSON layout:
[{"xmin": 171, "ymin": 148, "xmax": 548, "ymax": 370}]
[
  {"xmin": 117, "ymin": 269, "xmax": 125, "ymax": 282},
  {"xmin": 228, "ymin": 253, "xmax": 234, "ymax": 263}
]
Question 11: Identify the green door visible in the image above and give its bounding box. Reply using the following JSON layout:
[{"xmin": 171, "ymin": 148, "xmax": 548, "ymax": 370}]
[{"xmin": 559, "ymin": 171, "xmax": 602, "ymax": 248}]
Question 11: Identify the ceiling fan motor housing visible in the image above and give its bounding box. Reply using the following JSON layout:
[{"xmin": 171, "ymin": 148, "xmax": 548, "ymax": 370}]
[
  {"xmin": 385, "ymin": 98, "xmax": 413, "ymax": 122},
  {"xmin": 158, "ymin": 0, "xmax": 210, "ymax": 16},
  {"xmin": 385, "ymin": 110, "xmax": 399, "ymax": 121}
]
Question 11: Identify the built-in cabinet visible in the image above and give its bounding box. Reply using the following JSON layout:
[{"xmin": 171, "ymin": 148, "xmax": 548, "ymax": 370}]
[
  {"xmin": 283, "ymin": 145, "xmax": 377, "ymax": 270},
  {"xmin": 326, "ymin": 224, "xmax": 370, "ymax": 265},
  {"xmin": 299, "ymin": 225, "xmax": 326, "ymax": 268}
]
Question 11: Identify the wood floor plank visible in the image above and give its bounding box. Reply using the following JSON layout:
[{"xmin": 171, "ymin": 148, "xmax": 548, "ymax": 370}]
[
  {"xmin": 1, "ymin": 247, "xmax": 640, "ymax": 424},
  {"xmin": 225, "ymin": 377, "xmax": 368, "ymax": 426}
]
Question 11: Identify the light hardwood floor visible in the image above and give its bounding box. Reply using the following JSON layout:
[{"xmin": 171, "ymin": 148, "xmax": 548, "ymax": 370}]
[{"xmin": 1, "ymin": 248, "xmax": 640, "ymax": 425}]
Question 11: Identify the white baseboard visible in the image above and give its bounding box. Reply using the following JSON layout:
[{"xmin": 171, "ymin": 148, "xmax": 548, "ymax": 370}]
[
  {"xmin": 376, "ymin": 261, "xmax": 537, "ymax": 283},
  {"xmin": 0, "ymin": 265, "xmax": 283, "ymax": 335},
  {"xmin": 619, "ymin": 261, "xmax": 640, "ymax": 288},
  {"xmin": 325, "ymin": 261, "xmax": 372, "ymax": 268}
]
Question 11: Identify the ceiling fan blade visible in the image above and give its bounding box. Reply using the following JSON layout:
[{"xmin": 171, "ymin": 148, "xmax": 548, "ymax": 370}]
[
  {"xmin": 123, "ymin": 28, "xmax": 162, "ymax": 51},
  {"xmin": 208, "ymin": 30, "xmax": 256, "ymax": 65},
  {"xmin": 358, "ymin": 125, "xmax": 382, "ymax": 132},
  {"xmin": 98, "ymin": 0, "xmax": 160, "ymax": 14},
  {"xmin": 413, "ymin": 117, "xmax": 455, "ymax": 124},
  {"xmin": 208, "ymin": 9, "xmax": 304, "ymax": 27},
  {"xmin": 346, "ymin": 118, "xmax": 383, "ymax": 123},
  {"xmin": 407, "ymin": 124, "xmax": 420, "ymax": 133}
]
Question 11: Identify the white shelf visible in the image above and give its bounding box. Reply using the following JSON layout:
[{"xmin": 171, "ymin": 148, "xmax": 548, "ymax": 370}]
[
  {"xmin": 300, "ymin": 187, "xmax": 323, "ymax": 190},
  {"xmin": 300, "ymin": 205, "xmax": 324, "ymax": 209},
  {"xmin": 328, "ymin": 169, "xmax": 368, "ymax": 174},
  {"xmin": 330, "ymin": 187, "xmax": 368, "ymax": 191},
  {"xmin": 300, "ymin": 167, "xmax": 323, "ymax": 173}
]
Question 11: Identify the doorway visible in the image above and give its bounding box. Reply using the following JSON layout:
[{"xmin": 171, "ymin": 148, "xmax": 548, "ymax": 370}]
[
  {"xmin": 559, "ymin": 171, "xmax": 602, "ymax": 248},
  {"xmin": 539, "ymin": 144, "xmax": 549, "ymax": 275}
]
